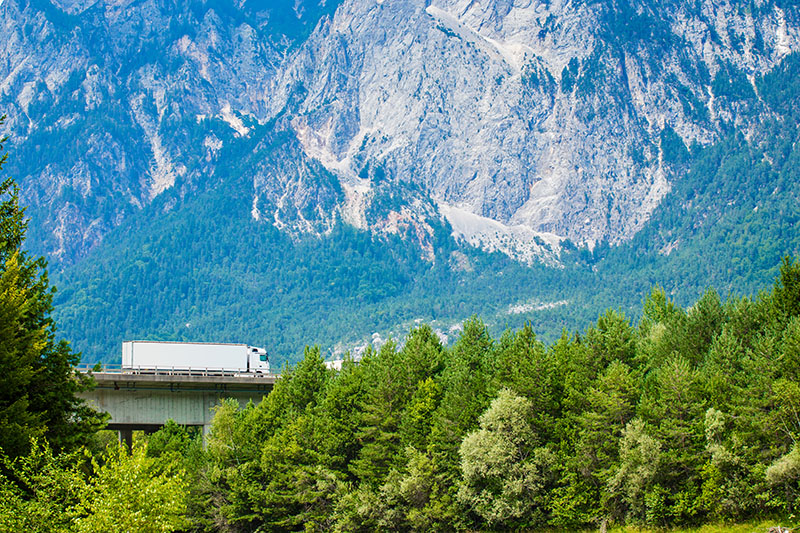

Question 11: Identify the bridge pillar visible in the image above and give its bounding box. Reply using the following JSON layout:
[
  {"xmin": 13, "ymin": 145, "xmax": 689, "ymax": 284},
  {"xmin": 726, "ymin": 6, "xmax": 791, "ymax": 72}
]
[{"xmin": 118, "ymin": 428, "xmax": 133, "ymax": 450}]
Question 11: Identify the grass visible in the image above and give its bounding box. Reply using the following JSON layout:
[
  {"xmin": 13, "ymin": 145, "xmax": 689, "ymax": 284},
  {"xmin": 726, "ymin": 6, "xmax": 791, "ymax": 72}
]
[{"xmin": 605, "ymin": 519, "xmax": 796, "ymax": 533}]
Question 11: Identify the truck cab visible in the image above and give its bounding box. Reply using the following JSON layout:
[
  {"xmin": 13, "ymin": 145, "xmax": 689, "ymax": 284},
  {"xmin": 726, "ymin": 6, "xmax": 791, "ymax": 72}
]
[{"xmin": 249, "ymin": 346, "xmax": 270, "ymax": 373}]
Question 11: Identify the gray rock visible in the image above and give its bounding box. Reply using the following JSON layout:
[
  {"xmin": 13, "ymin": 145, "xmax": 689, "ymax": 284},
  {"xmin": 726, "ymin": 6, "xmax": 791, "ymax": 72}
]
[{"xmin": 1, "ymin": 0, "xmax": 798, "ymax": 264}]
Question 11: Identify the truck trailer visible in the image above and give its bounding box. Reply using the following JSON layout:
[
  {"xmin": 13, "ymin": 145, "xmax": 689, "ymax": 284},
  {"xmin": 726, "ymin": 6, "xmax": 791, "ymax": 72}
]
[{"xmin": 121, "ymin": 341, "xmax": 270, "ymax": 373}]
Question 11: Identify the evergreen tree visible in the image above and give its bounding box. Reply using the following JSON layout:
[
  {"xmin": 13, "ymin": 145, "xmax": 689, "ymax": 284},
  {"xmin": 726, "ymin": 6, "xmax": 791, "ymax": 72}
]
[
  {"xmin": 0, "ymin": 117, "xmax": 104, "ymax": 458},
  {"xmin": 319, "ymin": 354, "xmax": 367, "ymax": 474},
  {"xmin": 430, "ymin": 316, "xmax": 495, "ymax": 460},
  {"xmin": 772, "ymin": 256, "xmax": 800, "ymax": 324},
  {"xmin": 350, "ymin": 341, "xmax": 409, "ymax": 483},
  {"xmin": 491, "ymin": 323, "xmax": 560, "ymax": 441}
]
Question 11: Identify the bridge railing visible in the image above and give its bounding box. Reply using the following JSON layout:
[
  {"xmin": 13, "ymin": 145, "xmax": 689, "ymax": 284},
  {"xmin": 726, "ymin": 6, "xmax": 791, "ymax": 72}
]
[{"xmin": 76, "ymin": 363, "xmax": 279, "ymax": 378}]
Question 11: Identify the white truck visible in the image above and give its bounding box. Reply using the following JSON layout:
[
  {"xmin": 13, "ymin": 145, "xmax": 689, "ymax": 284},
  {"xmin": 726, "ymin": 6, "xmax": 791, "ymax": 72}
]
[{"xmin": 121, "ymin": 341, "xmax": 270, "ymax": 374}]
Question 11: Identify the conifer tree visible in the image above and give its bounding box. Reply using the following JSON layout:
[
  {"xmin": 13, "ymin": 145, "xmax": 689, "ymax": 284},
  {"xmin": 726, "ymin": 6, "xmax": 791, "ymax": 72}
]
[{"xmin": 0, "ymin": 116, "xmax": 104, "ymax": 458}]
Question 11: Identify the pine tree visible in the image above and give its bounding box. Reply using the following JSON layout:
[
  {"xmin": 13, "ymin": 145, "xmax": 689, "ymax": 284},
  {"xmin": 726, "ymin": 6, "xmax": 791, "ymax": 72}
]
[{"xmin": 0, "ymin": 116, "xmax": 104, "ymax": 458}]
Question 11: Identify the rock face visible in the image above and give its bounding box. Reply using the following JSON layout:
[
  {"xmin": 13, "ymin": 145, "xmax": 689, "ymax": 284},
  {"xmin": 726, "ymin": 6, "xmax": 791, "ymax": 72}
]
[{"xmin": 1, "ymin": 0, "xmax": 799, "ymax": 264}]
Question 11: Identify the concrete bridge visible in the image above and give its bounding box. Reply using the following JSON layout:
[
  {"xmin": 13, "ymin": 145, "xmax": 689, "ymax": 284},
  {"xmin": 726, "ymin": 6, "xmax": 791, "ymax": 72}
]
[{"xmin": 77, "ymin": 366, "xmax": 278, "ymax": 446}]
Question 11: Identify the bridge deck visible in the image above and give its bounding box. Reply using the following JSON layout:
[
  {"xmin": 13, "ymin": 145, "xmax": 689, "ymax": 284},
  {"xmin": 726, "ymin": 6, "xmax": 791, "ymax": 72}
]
[
  {"xmin": 77, "ymin": 368, "xmax": 279, "ymax": 442},
  {"xmin": 87, "ymin": 370, "xmax": 279, "ymax": 390}
]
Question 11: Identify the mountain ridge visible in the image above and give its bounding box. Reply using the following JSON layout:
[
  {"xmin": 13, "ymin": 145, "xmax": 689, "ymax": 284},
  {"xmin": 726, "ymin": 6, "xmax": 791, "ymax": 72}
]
[
  {"xmin": 5, "ymin": 0, "xmax": 799, "ymax": 265},
  {"xmin": 1, "ymin": 0, "xmax": 799, "ymax": 362}
]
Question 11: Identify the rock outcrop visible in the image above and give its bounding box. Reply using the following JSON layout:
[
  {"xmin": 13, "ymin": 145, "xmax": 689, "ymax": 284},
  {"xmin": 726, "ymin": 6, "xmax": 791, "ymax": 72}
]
[{"xmin": 1, "ymin": 0, "xmax": 798, "ymax": 264}]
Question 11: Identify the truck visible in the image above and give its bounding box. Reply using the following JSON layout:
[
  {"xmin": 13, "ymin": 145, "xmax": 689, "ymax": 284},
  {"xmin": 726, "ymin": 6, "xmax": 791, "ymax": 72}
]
[{"xmin": 121, "ymin": 341, "xmax": 270, "ymax": 374}]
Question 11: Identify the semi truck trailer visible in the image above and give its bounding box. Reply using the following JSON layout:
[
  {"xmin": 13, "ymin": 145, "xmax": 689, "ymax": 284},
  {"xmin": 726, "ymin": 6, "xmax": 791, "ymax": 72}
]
[{"xmin": 121, "ymin": 341, "xmax": 270, "ymax": 373}]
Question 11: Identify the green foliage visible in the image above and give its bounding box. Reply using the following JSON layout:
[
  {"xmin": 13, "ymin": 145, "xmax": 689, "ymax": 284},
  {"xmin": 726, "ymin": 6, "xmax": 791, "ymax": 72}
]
[
  {"xmin": 400, "ymin": 377, "xmax": 442, "ymax": 450},
  {"xmin": 48, "ymin": 255, "xmax": 794, "ymax": 531},
  {"xmin": 319, "ymin": 355, "xmax": 367, "ymax": 471},
  {"xmin": 772, "ymin": 256, "xmax": 800, "ymax": 323},
  {"xmin": 252, "ymin": 415, "xmax": 342, "ymax": 531},
  {"xmin": 608, "ymin": 419, "xmax": 662, "ymax": 525},
  {"xmin": 0, "ymin": 440, "xmax": 85, "ymax": 532},
  {"xmin": 285, "ymin": 345, "xmax": 331, "ymax": 414},
  {"xmin": 350, "ymin": 342, "xmax": 410, "ymax": 483},
  {"xmin": 431, "ymin": 316, "xmax": 495, "ymax": 458},
  {"xmin": 661, "ymin": 125, "xmax": 691, "ymax": 166},
  {"xmin": 146, "ymin": 419, "xmax": 202, "ymax": 460},
  {"xmin": 74, "ymin": 443, "xmax": 190, "ymax": 533},
  {"xmin": 574, "ymin": 361, "xmax": 639, "ymax": 506},
  {"xmin": 0, "ymin": 252, "xmax": 49, "ymax": 456},
  {"xmin": 490, "ymin": 323, "xmax": 560, "ymax": 441},
  {"xmin": 0, "ymin": 439, "xmax": 189, "ymax": 533},
  {"xmin": 457, "ymin": 388, "xmax": 556, "ymax": 530},
  {"xmin": 9, "ymin": 92, "xmax": 800, "ymax": 529}
]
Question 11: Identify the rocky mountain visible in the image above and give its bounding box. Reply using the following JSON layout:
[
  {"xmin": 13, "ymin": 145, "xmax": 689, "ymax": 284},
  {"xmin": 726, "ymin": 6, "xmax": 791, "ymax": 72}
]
[
  {"xmin": 2, "ymin": 0, "xmax": 799, "ymax": 361},
  {"xmin": 4, "ymin": 0, "xmax": 799, "ymax": 261}
]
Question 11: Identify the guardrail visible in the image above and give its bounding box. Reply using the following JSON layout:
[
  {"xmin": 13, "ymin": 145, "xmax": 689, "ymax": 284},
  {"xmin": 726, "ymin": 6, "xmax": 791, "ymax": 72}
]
[{"xmin": 76, "ymin": 363, "xmax": 279, "ymax": 378}]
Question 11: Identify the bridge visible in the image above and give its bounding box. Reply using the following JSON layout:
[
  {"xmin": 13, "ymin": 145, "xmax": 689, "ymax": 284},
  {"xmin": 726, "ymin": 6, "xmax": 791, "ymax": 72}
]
[{"xmin": 77, "ymin": 365, "xmax": 278, "ymax": 447}]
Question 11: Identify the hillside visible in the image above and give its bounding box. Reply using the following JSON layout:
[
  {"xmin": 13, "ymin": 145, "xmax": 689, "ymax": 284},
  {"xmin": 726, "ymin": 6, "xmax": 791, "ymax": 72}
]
[{"xmin": 0, "ymin": 0, "xmax": 798, "ymax": 362}]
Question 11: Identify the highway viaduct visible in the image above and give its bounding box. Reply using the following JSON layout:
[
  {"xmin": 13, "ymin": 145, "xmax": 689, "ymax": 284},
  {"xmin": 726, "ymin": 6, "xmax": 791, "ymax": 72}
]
[{"xmin": 77, "ymin": 368, "xmax": 278, "ymax": 447}]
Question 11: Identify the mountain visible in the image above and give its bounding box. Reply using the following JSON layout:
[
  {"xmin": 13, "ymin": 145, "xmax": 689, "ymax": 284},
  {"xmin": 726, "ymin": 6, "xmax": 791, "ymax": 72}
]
[{"xmin": 1, "ymin": 0, "xmax": 799, "ymax": 363}]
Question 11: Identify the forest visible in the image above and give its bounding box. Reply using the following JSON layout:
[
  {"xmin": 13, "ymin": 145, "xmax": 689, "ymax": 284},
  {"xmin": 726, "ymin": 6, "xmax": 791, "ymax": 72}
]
[
  {"xmin": 3, "ymin": 51, "xmax": 800, "ymax": 527},
  {"xmin": 176, "ymin": 257, "xmax": 800, "ymax": 532},
  {"xmin": 43, "ymin": 49, "xmax": 800, "ymax": 367},
  {"xmin": 5, "ymin": 205, "xmax": 800, "ymax": 532}
]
